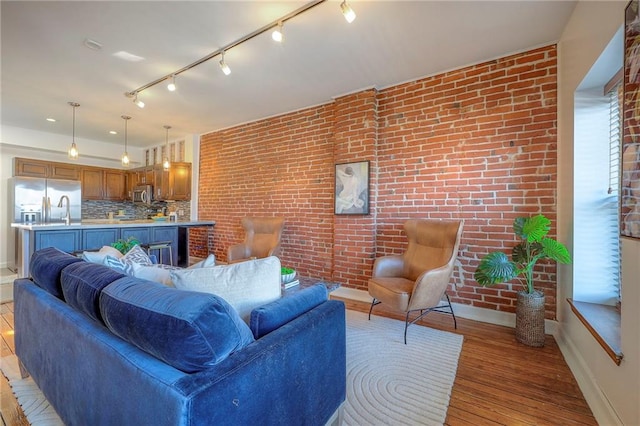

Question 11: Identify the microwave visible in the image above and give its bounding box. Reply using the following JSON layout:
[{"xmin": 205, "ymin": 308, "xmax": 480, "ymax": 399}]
[{"xmin": 132, "ymin": 185, "xmax": 153, "ymax": 204}]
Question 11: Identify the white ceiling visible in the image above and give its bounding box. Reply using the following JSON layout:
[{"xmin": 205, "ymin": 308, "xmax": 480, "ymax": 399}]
[{"xmin": 1, "ymin": 1, "xmax": 577, "ymax": 148}]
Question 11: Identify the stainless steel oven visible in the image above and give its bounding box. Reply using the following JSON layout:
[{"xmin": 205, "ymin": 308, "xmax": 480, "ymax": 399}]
[{"xmin": 132, "ymin": 185, "xmax": 153, "ymax": 204}]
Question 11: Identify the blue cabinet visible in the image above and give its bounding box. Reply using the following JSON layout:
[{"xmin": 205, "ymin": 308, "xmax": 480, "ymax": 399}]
[
  {"xmin": 150, "ymin": 226, "xmax": 178, "ymax": 266},
  {"xmin": 82, "ymin": 228, "xmax": 119, "ymax": 251},
  {"xmin": 120, "ymin": 227, "xmax": 151, "ymax": 245},
  {"xmin": 34, "ymin": 230, "xmax": 81, "ymax": 253}
]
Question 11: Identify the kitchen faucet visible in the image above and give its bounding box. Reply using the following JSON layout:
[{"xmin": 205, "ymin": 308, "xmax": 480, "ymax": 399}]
[{"xmin": 57, "ymin": 195, "xmax": 71, "ymax": 225}]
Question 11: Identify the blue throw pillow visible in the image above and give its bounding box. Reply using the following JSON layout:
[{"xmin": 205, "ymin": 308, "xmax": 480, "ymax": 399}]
[
  {"xmin": 250, "ymin": 284, "xmax": 328, "ymax": 339},
  {"xmin": 100, "ymin": 277, "xmax": 255, "ymax": 373},
  {"xmin": 30, "ymin": 247, "xmax": 83, "ymax": 299},
  {"xmin": 61, "ymin": 261, "xmax": 125, "ymax": 323}
]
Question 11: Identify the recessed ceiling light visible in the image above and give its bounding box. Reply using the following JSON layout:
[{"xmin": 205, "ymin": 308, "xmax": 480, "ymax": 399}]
[
  {"xmin": 109, "ymin": 130, "xmax": 117, "ymax": 135},
  {"xmin": 113, "ymin": 51, "xmax": 145, "ymax": 62},
  {"xmin": 46, "ymin": 118, "xmax": 56, "ymax": 122}
]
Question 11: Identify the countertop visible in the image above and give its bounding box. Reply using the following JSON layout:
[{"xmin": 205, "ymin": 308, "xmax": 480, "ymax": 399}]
[{"xmin": 11, "ymin": 219, "xmax": 215, "ymax": 230}]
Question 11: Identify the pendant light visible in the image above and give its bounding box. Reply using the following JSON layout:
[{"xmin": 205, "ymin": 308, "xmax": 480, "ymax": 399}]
[
  {"xmin": 340, "ymin": 0, "xmax": 356, "ymax": 23},
  {"xmin": 163, "ymin": 125, "xmax": 171, "ymax": 171},
  {"xmin": 121, "ymin": 115, "xmax": 131, "ymax": 167},
  {"xmin": 68, "ymin": 102, "xmax": 80, "ymax": 159}
]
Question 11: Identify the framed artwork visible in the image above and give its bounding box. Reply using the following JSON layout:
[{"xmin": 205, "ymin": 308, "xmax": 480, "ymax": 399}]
[
  {"xmin": 335, "ymin": 161, "xmax": 370, "ymax": 215},
  {"xmin": 623, "ymin": 0, "xmax": 640, "ymax": 238}
]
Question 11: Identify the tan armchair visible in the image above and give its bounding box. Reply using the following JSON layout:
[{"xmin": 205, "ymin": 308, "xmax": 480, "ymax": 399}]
[
  {"xmin": 368, "ymin": 219, "xmax": 463, "ymax": 343},
  {"xmin": 227, "ymin": 217, "xmax": 285, "ymax": 263}
]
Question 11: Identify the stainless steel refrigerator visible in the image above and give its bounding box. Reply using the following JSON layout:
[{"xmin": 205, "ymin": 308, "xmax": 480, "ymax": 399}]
[{"xmin": 9, "ymin": 177, "xmax": 82, "ymax": 272}]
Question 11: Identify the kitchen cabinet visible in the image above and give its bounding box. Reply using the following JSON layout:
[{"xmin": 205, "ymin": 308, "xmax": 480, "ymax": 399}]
[
  {"xmin": 34, "ymin": 229, "xmax": 81, "ymax": 253},
  {"xmin": 151, "ymin": 163, "xmax": 192, "ymax": 201},
  {"xmin": 50, "ymin": 163, "xmax": 80, "ymax": 180},
  {"xmin": 120, "ymin": 227, "xmax": 151, "ymax": 245},
  {"xmin": 81, "ymin": 168, "xmax": 103, "ymax": 200},
  {"xmin": 14, "ymin": 158, "xmax": 49, "ymax": 178},
  {"xmin": 104, "ymin": 170, "xmax": 127, "ymax": 201},
  {"xmin": 14, "ymin": 158, "xmax": 80, "ymax": 180},
  {"xmin": 168, "ymin": 163, "xmax": 192, "ymax": 200},
  {"xmin": 82, "ymin": 228, "xmax": 119, "ymax": 251}
]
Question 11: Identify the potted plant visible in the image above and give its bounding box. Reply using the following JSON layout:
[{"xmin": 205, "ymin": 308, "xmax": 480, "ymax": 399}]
[
  {"xmin": 474, "ymin": 214, "xmax": 571, "ymax": 347},
  {"xmin": 111, "ymin": 237, "xmax": 141, "ymax": 255}
]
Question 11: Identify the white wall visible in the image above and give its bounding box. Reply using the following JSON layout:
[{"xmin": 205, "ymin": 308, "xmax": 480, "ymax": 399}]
[{"xmin": 557, "ymin": 2, "xmax": 640, "ymax": 425}]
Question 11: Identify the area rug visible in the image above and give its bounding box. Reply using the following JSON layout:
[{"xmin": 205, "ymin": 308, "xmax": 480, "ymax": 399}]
[
  {"xmin": 344, "ymin": 310, "xmax": 463, "ymax": 426},
  {"xmin": 0, "ymin": 355, "xmax": 63, "ymax": 425}
]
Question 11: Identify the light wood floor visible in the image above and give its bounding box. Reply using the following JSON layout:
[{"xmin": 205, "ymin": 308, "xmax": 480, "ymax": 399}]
[{"xmin": 1, "ymin": 300, "xmax": 597, "ymax": 426}]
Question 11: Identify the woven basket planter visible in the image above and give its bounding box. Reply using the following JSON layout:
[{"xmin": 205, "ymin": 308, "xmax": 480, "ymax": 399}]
[{"xmin": 515, "ymin": 290, "xmax": 546, "ymax": 347}]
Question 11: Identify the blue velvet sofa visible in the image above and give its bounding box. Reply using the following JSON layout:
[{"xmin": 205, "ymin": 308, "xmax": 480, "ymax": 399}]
[{"xmin": 14, "ymin": 247, "xmax": 346, "ymax": 425}]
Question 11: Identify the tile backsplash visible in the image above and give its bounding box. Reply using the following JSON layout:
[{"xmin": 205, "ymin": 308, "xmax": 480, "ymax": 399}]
[{"xmin": 82, "ymin": 200, "xmax": 191, "ymax": 220}]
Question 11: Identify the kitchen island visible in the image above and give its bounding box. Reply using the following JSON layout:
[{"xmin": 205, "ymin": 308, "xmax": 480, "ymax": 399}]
[{"xmin": 11, "ymin": 219, "xmax": 215, "ymax": 278}]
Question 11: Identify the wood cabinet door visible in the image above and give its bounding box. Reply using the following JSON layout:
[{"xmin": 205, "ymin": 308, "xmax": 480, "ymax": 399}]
[
  {"xmin": 82, "ymin": 228, "xmax": 119, "ymax": 251},
  {"xmin": 104, "ymin": 170, "xmax": 126, "ymax": 201},
  {"xmin": 34, "ymin": 230, "xmax": 81, "ymax": 253},
  {"xmin": 169, "ymin": 163, "xmax": 192, "ymax": 200},
  {"xmin": 153, "ymin": 166, "xmax": 169, "ymax": 200},
  {"xmin": 50, "ymin": 163, "xmax": 79, "ymax": 180},
  {"xmin": 14, "ymin": 158, "xmax": 49, "ymax": 178},
  {"xmin": 81, "ymin": 169, "xmax": 104, "ymax": 200}
]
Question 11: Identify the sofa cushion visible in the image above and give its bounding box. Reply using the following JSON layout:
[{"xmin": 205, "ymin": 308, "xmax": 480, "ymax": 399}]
[
  {"xmin": 170, "ymin": 256, "xmax": 281, "ymax": 323},
  {"xmin": 30, "ymin": 247, "xmax": 83, "ymax": 299},
  {"xmin": 61, "ymin": 261, "xmax": 125, "ymax": 323},
  {"xmin": 100, "ymin": 277, "xmax": 254, "ymax": 373},
  {"xmin": 250, "ymin": 284, "xmax": 328, "ymax": 338}
]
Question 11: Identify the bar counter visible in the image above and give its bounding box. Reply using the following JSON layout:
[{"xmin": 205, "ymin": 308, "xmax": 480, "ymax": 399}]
[{"xmin": 11, "ymin": 219, "xmax": 215, "ymax": 278}]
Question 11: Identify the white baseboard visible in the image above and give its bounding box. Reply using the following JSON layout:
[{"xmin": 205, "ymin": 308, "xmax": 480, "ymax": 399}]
[
  {"xmin": 554, "ymin": 328, "xmax": 623, "ymax": 426},
  {"xmin": 331, "ymin": 287, "xmax": 559, "ymax": 335}
]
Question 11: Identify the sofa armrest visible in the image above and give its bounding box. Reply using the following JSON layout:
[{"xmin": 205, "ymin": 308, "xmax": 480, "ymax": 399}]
[
  {"xmin": 250, "ymin": 284, "xmax": 328, "ymax": 338},
  {"xmin": 178, "ymin": 300, "xmax": 346, "ymax": 425}
]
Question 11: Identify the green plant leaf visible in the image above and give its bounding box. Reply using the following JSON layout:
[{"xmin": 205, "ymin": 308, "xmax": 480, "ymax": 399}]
[
  {"xmin": 522, "ymin": 214, "xmax": 550, "ymax": 243},
  {"xmin": 474, "ymin": 251, "xmax": 517, "ymax": 286},
  {"xmin": 541, "ymin": 238, "xmax": 572, "ymax": 264},
  {"xmin": 513, "ymin": 217, "xmax": 527, "ymax": 240}
]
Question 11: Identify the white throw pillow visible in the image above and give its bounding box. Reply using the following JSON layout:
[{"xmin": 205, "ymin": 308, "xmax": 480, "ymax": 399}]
[
  {"xmin": 131, "ymin": 262, "xmax": 178, "ymax": 287},
  {"xmin": 82, "ymin": 245, "xmax": 124, "ymax": 264},
  {"xmin": 170, "ymin": 256, "xmax": 281, "ymax": 323}
]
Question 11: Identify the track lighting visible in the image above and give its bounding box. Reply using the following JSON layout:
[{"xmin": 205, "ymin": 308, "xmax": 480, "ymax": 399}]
[
  {"xmin": 272, "ymin": 22, "xmax": 284, "ymax": 42},
  {"xmin": 219, "ymin": 51, "xmax": 231, "ymax": 76},
  {"xmin": 133, "ymin": 93, "xmax": 145, "ymax": 108},
  {"xmin": 340, "ymin": 0, "xmax": 356, "ymax": 23},
  {"xmin": 167, "ymin": 75, "xmax": 176, "ymax": 92},
  {"xmin": 125, "ymin": 0, "xmax": 362, "ymax": 97},
  {"xmin": 121, "ymin": 115, "xmax": 131, "ymax": 167},
  {"xmin": 163, "ymin": 125, "xmax": 171, "ymax": 171},
  {"xmin": 68, "ymin": 102, "xmax": 80, "ymax": 160}
]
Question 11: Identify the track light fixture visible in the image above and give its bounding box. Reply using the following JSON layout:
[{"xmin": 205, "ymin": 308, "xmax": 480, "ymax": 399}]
[
  {"xmin": 121, "ymin": 115, "xmax": 131, "ymax": 167},
  {"xmin": 68, "ymin": 102, "xmax": 80, "ymax": 160},
  {"xmin": 340, "ymin": 0, "xmax": 356, "ymax": 23},
  {"xmin": 167, "ymin": 75, "xmax": 176, "ymax": 92},
  {"xmin": 133, "ymin": 93, "xmax": 145, "ymax": 108},
  {"xmin": 125, "ymin": 0, "xmax": 361, "ymax": 99},
  {"xmin": 163, "ymin": 125, "xmax": 171, "ymax": 171},
  {"xmin": 272, "ymin": 22, "xmax": 284, "ymax": 42},
  {"xmin": 219, "ymin": 51, "xmax": 231, "ymax": 76}
]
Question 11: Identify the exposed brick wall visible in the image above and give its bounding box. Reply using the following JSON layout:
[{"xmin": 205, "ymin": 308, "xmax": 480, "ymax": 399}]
[{"xmin": 198, "ymin": 45, "xmax": 559, "ymax": 319}]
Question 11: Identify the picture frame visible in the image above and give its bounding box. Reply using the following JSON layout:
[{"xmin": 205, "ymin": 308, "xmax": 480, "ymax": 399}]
[
  {"xmin": 622, "ymin": 0, "xmax": 640, "ymax": 238},
  {"xmin": 335, "ymin": 161, "xmax": 370, "ymax": 215}
]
